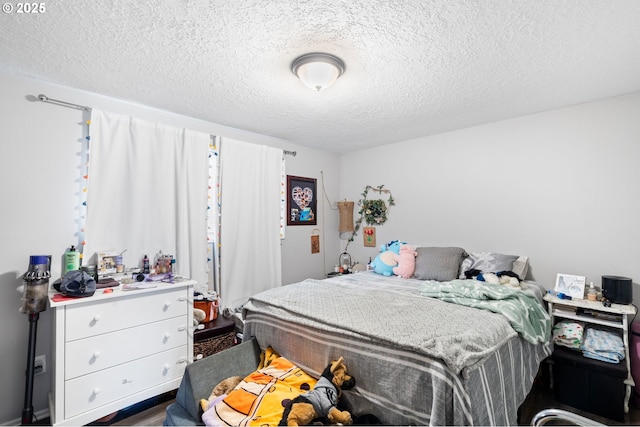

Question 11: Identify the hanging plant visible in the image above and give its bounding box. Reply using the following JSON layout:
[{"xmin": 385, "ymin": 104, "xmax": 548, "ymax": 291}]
[
  {"xmin": 362, "ymin": 199, "xmax": 388, "ymax": 225},
  {"xmin": 347, "ymin": 185, "xmax": 395, "ymax": 248}
]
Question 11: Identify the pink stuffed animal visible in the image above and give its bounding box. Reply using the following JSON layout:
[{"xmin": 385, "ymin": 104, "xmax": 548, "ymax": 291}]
[{"xmin": 392, "ymin": 244, "xmax": 417, "ymax": 278}]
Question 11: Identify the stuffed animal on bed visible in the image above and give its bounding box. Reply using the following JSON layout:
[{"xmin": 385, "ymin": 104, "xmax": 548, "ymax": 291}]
[
  {"xmin": 392, "ymin": 244, "xmax": 417, "ymax": 278},
  {"xmin": 279, "ymin": 356, "xmax": 356, "ymax": 426},
  {"xmin": 200, "ymin": 376, "xmax": 243, "ymax": 413},
  {"xmin": 370, "ymin": 240, "xmax": 404, "ymax": 276}
]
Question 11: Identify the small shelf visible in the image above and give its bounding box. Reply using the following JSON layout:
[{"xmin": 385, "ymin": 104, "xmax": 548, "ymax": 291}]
[
  {"xmin": 543, "ymin": 293, "xmax": 635, "ymax": 316},
  {"xmin": 550, "ymin": 309, "xmax": 624, "ymax": 329},
  {"xmin": 544, "ymin": 292, "xmax": 637, "ymax": 414}
]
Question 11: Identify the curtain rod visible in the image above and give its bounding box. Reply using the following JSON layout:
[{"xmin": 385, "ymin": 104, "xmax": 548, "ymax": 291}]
[
  {"xmin": 37, "ymin": 94, "xmax": 91, "ymax": 111},
  {"xmin": 37, "ymin": 93, "xmax": 298, "ymax": 157}
]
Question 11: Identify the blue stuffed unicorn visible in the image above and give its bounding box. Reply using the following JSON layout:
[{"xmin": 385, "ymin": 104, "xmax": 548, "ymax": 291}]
[{"xmin": 369, "ymin": 240, "xmax": 405, "ymax": 276}]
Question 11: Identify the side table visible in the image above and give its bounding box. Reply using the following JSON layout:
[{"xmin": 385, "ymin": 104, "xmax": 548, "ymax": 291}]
[
  {"xmin": 194, "ymin": 315, "xmax": 237, "ymax": 360},
  {"xmin": 544, "ymin": 293, "xmax": 636, "ymax": 414}
]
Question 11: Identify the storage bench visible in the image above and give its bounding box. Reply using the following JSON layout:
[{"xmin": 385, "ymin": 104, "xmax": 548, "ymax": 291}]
[
  {"xmin": 164, "ymin": 338, "xmax": 261, "ymax": 426},
  {"xmin": 553, "ymin": 346, "xmax": 627, "ymax": 422}
]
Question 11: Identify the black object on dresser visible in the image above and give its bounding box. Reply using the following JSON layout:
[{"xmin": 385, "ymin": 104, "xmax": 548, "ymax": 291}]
[{"xmin": 552, "ymin": 346, "xmax": 627, "ymax": 422}]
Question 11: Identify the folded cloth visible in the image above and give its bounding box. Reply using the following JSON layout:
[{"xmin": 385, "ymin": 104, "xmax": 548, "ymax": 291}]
[
  {"xmin": 552, "ymin": 321, "xmax": 584, "ymax": 350},
  {"xmin": 580, "ymin": 327, "xmax": 625, "ymax": 363}
]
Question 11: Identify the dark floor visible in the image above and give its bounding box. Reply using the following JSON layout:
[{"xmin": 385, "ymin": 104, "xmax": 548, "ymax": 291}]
[
  {"xmin": 518, "ymin": 364, "xmax": 640, "ymax": 426},
  {"xmin": 27, "ymin": 390, "xmax": 176, "ymax": 426}
]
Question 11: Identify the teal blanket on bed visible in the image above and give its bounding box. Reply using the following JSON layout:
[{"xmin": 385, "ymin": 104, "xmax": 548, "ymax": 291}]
[{"xmin": 419, "ymin": 279, "xmax": 551, "ymax": 345}]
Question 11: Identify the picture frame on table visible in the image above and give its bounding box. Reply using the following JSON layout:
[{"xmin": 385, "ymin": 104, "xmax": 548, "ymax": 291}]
[
  {"xmin": 287, "ymin": 175, "xmax": 317, "ymax": 226},
  {"xmin": 97, "ymin": 250, "xmax": 118, "ymax": 276},
  {"xmin": 555, "ymin": 273, "xmax": 586, "ymax": 299}
]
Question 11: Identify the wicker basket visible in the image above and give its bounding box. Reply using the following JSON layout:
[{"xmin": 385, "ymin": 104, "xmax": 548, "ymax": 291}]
[
  {"xmin": 194, "ymin": 331, "xmax": 236, "ymax": 359},
  {"xmin": 337, "ymin": 201, "xmax": 354, "ymax": 233}
]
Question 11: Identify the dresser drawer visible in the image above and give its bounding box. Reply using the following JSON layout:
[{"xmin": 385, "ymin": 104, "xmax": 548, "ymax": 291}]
[
  {"xmin": 65, "ymin": 288, "xmax": 188, "ymax": 341},
  {"xmin": 65, "ymin": 315, "xmax": 188, "ymax": 380},
  {"xmin": 64, "ymin": 345, "xmax": 188, "ymax": 418}
]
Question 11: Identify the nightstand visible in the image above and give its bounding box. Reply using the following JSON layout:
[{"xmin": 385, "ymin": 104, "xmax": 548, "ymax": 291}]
[
  {"xmin": 544, "ymin": 293, "xmax": 636, "ymax": 419},
  {"xmin": 194, "ymin": 315, "xmax": 237, "ymax": 359}
]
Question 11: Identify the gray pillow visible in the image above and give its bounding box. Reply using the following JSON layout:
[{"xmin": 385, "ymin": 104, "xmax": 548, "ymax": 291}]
[
  {"xmin": 511, "ymin": 256, "xmax": 530, "ymax": 280},
  {"xmin": 458, "ymin": 252, "xmax": 519, "ymax": 278},
  {"xmin": 414, "ymin": 247, "xmax": 466, "ymax": 281}
]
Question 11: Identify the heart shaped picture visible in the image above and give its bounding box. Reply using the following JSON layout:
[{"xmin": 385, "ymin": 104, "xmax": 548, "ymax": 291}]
[
  {"xmin": 291, "ymin": 186, "xmax": 313, "ymax": 209},
  {"xmin": 287, "ymin": 176, "xmax": 317, "ymax": 225}
]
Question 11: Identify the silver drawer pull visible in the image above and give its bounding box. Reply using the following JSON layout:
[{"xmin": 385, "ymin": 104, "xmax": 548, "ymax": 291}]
[
  {"xmin": 178, "ymin": 357, "xmax": 188, "ymax": 364},
  {"xmin": 164, "ymin": 333, "xmax": 171, "ymax": 339},
  {"xmin": 92, "ymin": 388, "xmax": 100, "ymax": 395},
  {"xmin": 122, "ymin": 379, "xmax": 133, "ymax": 384},
  {"xmin": 163, "ymin": 302, "xmax": 171, "ymax": 309},
  {"xmin": 178, "ymin": 326, "xmax": 187, "ymax": 332},
  {"xmin": 93, "ymin": 351, "xmax": 101, "ymax": 358},
  {"xmin": 92, "ymin": 314, "xmax": 101, "ymax": 322},
  {"xmin": 178, "ymin": 296, "xmax": 187, "ymax": 302}
]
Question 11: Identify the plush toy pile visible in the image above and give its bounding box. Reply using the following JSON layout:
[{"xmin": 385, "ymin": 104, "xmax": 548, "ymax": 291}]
[
  {"xmin": 201, "ymin": 349, "xmax": 367, "ymax": 427},
  {"xmin": 370, "ymin": 240, "xmax": 523, "ymax": 287},
  {"xmin": 370, "ymin": 240, "xmax": 417, "ymax": 279},
  {"xmin": 369, "ymin": 240, "xmax": 404, "ymax": 276},
  {"xmin": 200, "ymin": 347, "xmax": 319, "ymax": 426},
  {"xmin": 392, "ymin": 244, "xmax": 417, "ymax": 278}
]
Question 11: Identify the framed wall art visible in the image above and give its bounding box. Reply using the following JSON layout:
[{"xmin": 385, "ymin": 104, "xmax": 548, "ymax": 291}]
[
  {"xmin": 287, "ymin": 175, "xmax": 317, "ymax": 226},
  {"xmin": 555, "ymin": 273, "xmax": 586, "ymax": 299},
  {"xmin": 363, "ymin": 226, "xmax": 376, "ymax": 247}
]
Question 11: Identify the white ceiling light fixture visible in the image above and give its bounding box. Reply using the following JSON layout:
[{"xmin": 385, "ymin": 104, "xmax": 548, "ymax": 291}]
[{"xmin": 291, "ymin": 52, "xmax": 345, "ymax": 92}]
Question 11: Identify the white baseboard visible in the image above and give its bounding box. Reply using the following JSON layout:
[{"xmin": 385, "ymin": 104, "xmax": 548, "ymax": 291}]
[{"xmin": 2, "ymin": 407, "xmax": 49, "ymax": 426}]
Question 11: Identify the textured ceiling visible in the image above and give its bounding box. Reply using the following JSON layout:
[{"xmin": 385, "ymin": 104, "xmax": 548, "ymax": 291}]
[{"xmin": 2, "ymin": 1, "xmax": 640, "ymax": 153}]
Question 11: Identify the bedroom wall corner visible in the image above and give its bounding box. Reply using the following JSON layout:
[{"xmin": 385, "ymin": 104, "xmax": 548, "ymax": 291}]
[
  {"xmin": 339, "ymin": 92, "xmax": 640, "ymax": 307},
  {"xmin": 281, "ymin": 152, "xmax": 341, "ymax": 285}
]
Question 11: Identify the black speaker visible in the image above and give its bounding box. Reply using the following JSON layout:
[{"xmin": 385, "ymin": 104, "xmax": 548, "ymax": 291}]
[{"xmin": 602, "ymin": 275, "xmax": 633, "ymax": 304}]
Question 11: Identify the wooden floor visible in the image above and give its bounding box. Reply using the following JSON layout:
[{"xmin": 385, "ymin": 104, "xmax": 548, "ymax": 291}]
[{"xmin": 110, "ymin": 398, "xmax": 175, "ymax": 426}]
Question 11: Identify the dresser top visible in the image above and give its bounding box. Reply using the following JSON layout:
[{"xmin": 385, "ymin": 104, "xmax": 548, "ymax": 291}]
[{"xmin": 48, "ymin": 276, "xmax": 195, "ymax": 307}]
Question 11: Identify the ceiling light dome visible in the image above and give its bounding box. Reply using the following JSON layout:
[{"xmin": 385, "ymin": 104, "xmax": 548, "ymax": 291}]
[{"xmin": 291, "ymin": 53, "xmax": 345, "ymax": 92}]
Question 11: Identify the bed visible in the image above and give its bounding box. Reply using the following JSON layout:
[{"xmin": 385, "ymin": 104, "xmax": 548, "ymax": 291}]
[{"xmin": 242, "ymin": 249, "xmax": 552, "ymax": 426}]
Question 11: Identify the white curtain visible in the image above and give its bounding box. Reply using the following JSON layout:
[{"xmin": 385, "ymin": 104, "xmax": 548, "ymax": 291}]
[
  {"xmin": 84, "ymin": 109, "xmax": 211, "ymax": 289},
  {"xmin": 219, "ymin": 138, "xmax": 283, "ymax": 308}
]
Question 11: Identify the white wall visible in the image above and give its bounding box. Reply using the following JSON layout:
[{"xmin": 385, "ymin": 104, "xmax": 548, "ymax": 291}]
[
  {"xmin": 0, "ymin": 71, "xmax": 340, "ymax": 424},
  {"xmin": 341, "ymin": 92, "xmax": 640, "ymax": 301},
  {"xmin": 3, "ymin": 68, "xmax": 639, "ymax": 423}
]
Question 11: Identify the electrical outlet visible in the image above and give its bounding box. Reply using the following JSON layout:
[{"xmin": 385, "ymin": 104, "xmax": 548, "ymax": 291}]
[{"xmin": 34, "ymin": 355, "xmax": 46, "ymax": 375}]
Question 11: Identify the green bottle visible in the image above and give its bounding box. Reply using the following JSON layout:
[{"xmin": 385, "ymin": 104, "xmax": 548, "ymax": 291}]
[{"xmin": 63, "ymin": 245, "xmax": 80, "ymax": 275}]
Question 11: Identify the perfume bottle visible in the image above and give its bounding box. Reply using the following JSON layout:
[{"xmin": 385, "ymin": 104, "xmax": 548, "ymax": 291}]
[{"xmin": 587, "ymin": 282, "xmax": 597, "ymax": 301}]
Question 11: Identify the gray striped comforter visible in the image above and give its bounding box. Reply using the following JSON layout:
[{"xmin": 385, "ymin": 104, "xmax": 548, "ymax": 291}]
[{"xmin": 242, "ymin": 272, "xmax": 552, "ymax": 425}]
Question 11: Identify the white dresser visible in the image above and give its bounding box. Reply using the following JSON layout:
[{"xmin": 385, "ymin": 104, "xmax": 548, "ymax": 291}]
[{"xmin": 48, "ymin": 279, "xmax": 194, "ymax": 426}]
